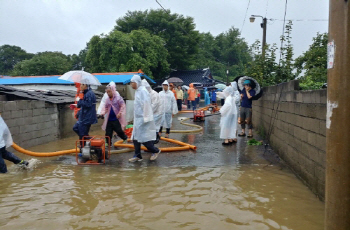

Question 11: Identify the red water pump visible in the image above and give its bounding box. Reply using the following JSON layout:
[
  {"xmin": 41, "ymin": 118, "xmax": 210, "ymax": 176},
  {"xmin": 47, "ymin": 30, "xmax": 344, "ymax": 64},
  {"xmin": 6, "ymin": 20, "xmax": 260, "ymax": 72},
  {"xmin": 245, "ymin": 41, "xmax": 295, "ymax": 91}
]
[
  {"xmin": 193, "ymin": 110, "xmax": 205, "ymax": 121},
  {"xmin": 76, "ymin": 136, "xmax": 110, "ymax": 165}
]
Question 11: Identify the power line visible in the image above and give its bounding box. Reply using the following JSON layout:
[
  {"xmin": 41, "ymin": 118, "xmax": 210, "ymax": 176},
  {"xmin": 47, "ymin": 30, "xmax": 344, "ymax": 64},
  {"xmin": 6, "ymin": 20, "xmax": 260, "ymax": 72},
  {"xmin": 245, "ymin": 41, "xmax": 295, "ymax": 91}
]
[
  {"xmin": 155, "ymin": 0, "xmax": 166, "ymax": 11},
  {"xmin": 265, "ymin": 0, "xmax": 269, "ymax": 17},
  {"xmin": 264, "ymin": 0, "xmax": 288, "ymax": 155},
  {"xmin": 240, "ymin": 0, "xmax": 251, "ymax": 34},
  {"xmin": 271, "ymin": 18, "xmax": 328, "ymax": 22}
]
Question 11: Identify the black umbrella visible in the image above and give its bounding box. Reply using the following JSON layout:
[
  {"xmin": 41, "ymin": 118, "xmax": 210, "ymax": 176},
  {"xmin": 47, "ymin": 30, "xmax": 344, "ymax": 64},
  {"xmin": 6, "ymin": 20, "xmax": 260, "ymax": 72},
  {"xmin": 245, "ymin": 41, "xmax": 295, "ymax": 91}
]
[
  {"xmin": 234, "ymin": 76, "xmax": 263, "ymax": 100},
  {"xmin": 167, "ymin": 77, "xmax": 184, "ymax": 85}
]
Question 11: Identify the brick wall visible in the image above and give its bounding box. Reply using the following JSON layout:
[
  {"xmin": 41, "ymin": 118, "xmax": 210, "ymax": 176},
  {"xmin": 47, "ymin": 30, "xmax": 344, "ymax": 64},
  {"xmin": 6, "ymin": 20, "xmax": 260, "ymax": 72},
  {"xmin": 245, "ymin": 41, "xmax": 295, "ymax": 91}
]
[
  {"xmin": 253, "ymin": 80, "xmax": 327, "ymax": 200},
  {"xmin": 0, "ymin": 100, "xmax": 59, "ymax": 148}
]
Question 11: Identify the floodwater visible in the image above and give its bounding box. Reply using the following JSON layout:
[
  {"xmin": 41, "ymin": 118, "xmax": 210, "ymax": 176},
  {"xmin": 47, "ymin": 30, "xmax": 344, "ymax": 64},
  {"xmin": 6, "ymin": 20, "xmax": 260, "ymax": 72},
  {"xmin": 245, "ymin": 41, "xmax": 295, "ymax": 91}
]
[{"xmin": 0, "ymin": 112, "xmax": 324, "ymax": 230}]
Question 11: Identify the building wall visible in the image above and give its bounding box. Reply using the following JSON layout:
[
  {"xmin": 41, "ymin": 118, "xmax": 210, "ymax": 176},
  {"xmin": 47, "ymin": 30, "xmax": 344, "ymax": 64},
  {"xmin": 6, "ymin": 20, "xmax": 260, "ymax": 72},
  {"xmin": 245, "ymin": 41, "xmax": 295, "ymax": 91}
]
[
  {"xmin": 0, "ymin": 100, "xmax": 104, "ymax": 150},
  {"xmin": 0, "ymin": 100, "xmax": 59, "ymax": 149},
  {"xmin": 252, "ymin": 80, "xmax": 327, "ymax": 200}
]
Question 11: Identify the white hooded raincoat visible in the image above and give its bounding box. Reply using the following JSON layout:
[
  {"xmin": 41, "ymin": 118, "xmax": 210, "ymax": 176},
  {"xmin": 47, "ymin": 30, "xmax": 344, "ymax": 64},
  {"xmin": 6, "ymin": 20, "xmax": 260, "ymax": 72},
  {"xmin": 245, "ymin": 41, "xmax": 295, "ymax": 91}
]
[
  {"xmin": 159, "ymin": 80, "xmax": 178, "ymax": 129},
  {"xmin": 131, "ymin": 75, "xmax": 157, "ymax": 143},
  {"xmin": 142, "ymin": 79, "xmax": 162, "ymax": 131},
  {"xmin": 219, "ymin": 86, "xmax": 239, "ymax": 139}
]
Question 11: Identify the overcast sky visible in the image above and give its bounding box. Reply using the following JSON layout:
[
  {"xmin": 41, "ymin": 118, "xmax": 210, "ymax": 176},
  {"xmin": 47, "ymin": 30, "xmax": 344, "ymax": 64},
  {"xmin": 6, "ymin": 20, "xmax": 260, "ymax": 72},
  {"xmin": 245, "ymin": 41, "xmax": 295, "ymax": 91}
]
[{"xmin": 0, "ymin": 0, "xmax": 329, "ymax": 59}]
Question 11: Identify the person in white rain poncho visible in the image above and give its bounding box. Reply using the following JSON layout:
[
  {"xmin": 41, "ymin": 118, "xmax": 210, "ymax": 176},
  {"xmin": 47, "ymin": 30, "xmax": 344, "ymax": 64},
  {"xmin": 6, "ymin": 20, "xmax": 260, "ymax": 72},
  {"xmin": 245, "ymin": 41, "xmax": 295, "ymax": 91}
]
[
  {"xmin": 0, "ymin": 115, "xmax": 28, "ymax": 173},
  {"xmin": 219, "ymin": 86, "xmax": 239, "ymax": 145},
  {"xmin": 159, "ymin": 80, "xmax": 178, "ymax": 138},
  {"xmin": 129, "ymin": 75, "xmax": 161, "ymax": 162},
  {"xmin": 141, "ymin": 79, "xmax": 162, "ymax": 144},
  {"xmin": 231, "ymin": 82, "xmax": 241, "ymax": 117}
]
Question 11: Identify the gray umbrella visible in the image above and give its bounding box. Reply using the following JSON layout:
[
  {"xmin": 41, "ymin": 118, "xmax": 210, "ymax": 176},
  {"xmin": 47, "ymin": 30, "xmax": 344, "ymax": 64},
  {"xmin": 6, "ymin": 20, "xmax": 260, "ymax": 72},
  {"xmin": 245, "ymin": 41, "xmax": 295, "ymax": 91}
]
[
  {"xmin": 167, "ymin": 77, "xmax": 184, "ymax": 85},
  {"xmin": 237, "ymin": 76, "xmax": 261, "ymax": 95}
]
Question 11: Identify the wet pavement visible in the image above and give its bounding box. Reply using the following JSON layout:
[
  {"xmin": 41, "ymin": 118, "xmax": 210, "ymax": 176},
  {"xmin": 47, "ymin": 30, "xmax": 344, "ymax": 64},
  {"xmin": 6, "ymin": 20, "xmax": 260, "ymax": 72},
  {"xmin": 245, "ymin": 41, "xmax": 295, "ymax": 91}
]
[{"xmin": 0, "ymin": 110, "xmax": 324, "ymax": 230}]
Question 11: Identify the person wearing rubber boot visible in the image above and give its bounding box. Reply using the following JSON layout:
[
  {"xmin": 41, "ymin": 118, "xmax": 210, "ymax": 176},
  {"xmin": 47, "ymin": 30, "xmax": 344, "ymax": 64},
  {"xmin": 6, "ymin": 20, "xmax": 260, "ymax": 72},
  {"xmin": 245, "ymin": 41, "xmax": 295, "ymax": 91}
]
[
  {"xmin": 238, "ymin": 80, "xmax": 255, "ymax": 138},
  {"xmin": 129, "ymin": 75, "xmax": 161, "ymax": 162},
  {"xmin": 101, "ymin": 83, "xmax": 128, "ymax": 151},
  {"xmin": 159, "ymin": 80, "xmax": 178, "ymax": 138},
  {"xmin": 0, "ymin": 115, "xmax": 28, "ymax": 173},
  {"xmin": 142, "ymin": 79, "xmax": 162, "ymax": 144},
  {"xmin": 73, "ymin": 84, "xmax": 98, "ymax": 146}
]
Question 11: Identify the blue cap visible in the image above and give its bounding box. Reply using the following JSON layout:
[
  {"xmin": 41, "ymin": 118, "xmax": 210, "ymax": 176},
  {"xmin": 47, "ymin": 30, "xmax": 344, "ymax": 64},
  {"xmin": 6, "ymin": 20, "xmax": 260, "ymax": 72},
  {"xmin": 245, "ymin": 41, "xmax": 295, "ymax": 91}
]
[{"xmin": 243, "ymin": 80, "xmax": 251, "ymax": 85}]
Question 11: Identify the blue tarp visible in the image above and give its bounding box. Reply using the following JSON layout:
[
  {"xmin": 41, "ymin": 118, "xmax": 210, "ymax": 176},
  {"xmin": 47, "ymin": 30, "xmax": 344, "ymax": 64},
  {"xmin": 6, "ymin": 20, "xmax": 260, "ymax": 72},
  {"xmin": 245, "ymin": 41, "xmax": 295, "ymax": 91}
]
[{"xmin": 0, "ymin": 73, "xmax": 155, "ymax": 85}]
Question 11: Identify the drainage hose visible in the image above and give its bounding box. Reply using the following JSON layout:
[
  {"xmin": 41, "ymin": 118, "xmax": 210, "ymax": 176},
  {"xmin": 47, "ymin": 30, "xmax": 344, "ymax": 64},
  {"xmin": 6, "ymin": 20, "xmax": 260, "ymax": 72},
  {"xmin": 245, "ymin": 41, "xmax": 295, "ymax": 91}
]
[
  {"xmin": 113, "ymin": 137, "xmax": 196, "ymax": 152},
  {"xmin": 12, "ymin": 115, "xmax": 201, "ymax": 157},
  {"xmin": 170, "ymin": 117, "xmax": 203, "ymax": 133},
  {"xmin": 12, "ymin": 143, "xmax": 133, "ymax": 157}
]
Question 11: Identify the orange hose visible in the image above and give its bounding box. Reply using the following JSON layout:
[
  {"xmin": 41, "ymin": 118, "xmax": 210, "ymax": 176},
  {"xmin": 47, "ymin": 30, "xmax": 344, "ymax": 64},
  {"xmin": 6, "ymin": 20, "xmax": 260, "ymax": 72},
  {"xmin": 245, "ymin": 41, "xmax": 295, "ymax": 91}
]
[
  {"xmin": 114, "ymin": 138, "xmax": 196, "ymax": 152},
  {"xmin": 12, "ymin": 143, "xmax": 77, "ymax": 157},
  {"xmin": 160, "ymin": 137, "xmax": 197, "ymax": 150}
]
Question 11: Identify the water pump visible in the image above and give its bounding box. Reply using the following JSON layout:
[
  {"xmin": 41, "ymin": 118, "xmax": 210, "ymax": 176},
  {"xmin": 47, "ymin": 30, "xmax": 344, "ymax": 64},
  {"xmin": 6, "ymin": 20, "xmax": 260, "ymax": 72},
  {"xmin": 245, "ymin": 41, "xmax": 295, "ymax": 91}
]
[{"xmin": 76, "ymin": 136, "xmax": 110, "ymax": 165}]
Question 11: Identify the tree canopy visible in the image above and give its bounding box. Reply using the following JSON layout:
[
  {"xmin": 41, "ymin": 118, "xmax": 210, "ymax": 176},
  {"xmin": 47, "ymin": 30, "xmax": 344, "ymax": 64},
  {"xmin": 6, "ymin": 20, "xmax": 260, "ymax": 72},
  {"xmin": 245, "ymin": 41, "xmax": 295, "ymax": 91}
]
[
  {"xmin": 85, "ymin": 30, "xmax": 169, "ymax": 79},
  {"xmin": 11, "ymin": 52, "xmax": 72, "ymax": 76},
  {"xmin": 114, "ymin": 9, "xmax": 200, "ymax": 70},
  {"xmin": 0, "ymin": 45, "xmax": 34, "ymax": 75},
  {"xmin": 295, "ymin": 33, "xmax": 328, "ymax": 89}
]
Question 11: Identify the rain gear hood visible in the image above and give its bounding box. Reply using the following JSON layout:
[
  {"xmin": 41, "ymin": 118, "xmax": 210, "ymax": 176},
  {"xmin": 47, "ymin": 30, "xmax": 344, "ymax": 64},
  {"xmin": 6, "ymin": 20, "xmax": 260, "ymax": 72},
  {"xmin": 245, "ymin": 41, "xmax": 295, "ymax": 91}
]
[
  {"xmin": 159, "ymin": 80, "xmax": 178, "ymax": 129},
  {"xmin": 231, "ymin": 82, "xmax": 241, "ymax": 109},
  {"xmin": 142, "ymin": 79, "xmax": 162, "ymax": 130},
  {"xmin": 101, "ymin": 83, "xmax": 127, "ymax": 130},
  {"xmin": 188, "ymin": 83, "xmax": 196, "ymax": 101},
  {"xmin": 97, "ymin": 81, "xmax": 116, "ymax": 115},
  {"xmin": 204, "ymin": 88, "xmax": 210, "ymax": 105},
  {"xmin": 131, "ymin": 75, "xmax": 157, "ymax": 142},
  {"xmin": 219, "ymin": 86, "xmax": 238, "ymax": 139}
]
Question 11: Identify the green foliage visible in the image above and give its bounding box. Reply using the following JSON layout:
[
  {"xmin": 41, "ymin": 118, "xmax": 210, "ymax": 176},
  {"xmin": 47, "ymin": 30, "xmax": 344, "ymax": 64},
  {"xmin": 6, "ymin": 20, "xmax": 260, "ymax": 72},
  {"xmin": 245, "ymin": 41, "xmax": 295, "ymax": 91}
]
[
  {"xmin": 85, "ymin": 30, "xmax": 170, "ymax": 79},
  {"xmin": 114, "ymin": 9, "xmax": 200, "ymax": 70},
  {"xmin": 11, "ymin": 52, "xmax": 72, "ymax": 76},
  {"xmin": 247, "ymin": 139, "xmax": 263, "ymax": 146},
  {"xmin": 295, "ymin": 33, "xmax": 328, "ymax": 90},
  {"xmin": 191, "ymin": 28, "xmax": 252, "ymax": 82},
  {"xmin": 245, "ymin": 21, "xmax": 295, "ymax": 87},
  {"xmin": 0, "ymin": 45, "xmax": 34, "ymax": 75}
]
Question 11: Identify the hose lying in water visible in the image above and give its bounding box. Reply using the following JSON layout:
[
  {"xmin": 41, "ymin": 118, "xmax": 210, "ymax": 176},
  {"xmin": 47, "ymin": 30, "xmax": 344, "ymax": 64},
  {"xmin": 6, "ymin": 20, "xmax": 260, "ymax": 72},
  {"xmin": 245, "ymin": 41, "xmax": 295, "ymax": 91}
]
[
  {"xmin": 12, "ymin": 115, "xmax": 200, "ymax": 157},
  {"xmin": 170, "ymin": 117, "xmax": 203, "ymax": 133},
  {"xmin": 12, "ymin": 142, "xmax": 132, "ymax": 157},
  {"xmin": 114, "ymin": 137, "xmax": 196, "ymax": 152}
]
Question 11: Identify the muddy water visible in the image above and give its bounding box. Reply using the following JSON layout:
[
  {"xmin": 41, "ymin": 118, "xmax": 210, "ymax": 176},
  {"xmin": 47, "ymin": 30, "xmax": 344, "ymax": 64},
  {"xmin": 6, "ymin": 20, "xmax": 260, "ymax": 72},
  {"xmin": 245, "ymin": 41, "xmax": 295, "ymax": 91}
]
[{"xmin": 0, "ymin": 114, "xmax": 324, "ymax": 230}]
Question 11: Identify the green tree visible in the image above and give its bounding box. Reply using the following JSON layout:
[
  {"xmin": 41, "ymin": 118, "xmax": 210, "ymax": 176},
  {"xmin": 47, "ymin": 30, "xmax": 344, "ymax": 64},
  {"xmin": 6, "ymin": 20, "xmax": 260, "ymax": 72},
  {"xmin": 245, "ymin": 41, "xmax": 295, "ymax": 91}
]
[
  {"xmin": 0, "ymin": 45, "xmax": 34, "ymax": 75},
  {"xmin": 192, "ymin": 28, "xmax": 252, "ymax": 82},
  {"xmin": 294, "ymin": 33, "xmax": 328, "ymax": 89},
  {"xmin": 277, "ymin": 21, "xmax": 294, "ymax": 83},
  {"xmin": 245, "ymin": 40, "xmax": 279, "ymax": 87},
  {"xmin": 245, "ymin": 21, "xmax": 295, "ymax": 86},
  {"xmin": 11, "ymin": 52, "xmax": 72, "ymax": 76},
  {"xmin": 85, "ymin": 30, "xmax": 170, "ymax": 79},
  {"xmin": 114, "ymin": 9, "xmax": 200, "ymax": 70}
]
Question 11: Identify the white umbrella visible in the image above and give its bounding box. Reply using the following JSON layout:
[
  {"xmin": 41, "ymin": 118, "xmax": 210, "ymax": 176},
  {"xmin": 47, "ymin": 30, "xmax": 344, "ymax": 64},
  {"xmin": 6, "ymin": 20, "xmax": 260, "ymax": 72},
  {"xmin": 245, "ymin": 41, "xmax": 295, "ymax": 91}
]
[
  {"xmin": 215, "ymin": 84, "xmax": 227, "ymax": 90},
  {"xmin": 59, "ymin": 70, "xmax": 101, "ymax": 86}
]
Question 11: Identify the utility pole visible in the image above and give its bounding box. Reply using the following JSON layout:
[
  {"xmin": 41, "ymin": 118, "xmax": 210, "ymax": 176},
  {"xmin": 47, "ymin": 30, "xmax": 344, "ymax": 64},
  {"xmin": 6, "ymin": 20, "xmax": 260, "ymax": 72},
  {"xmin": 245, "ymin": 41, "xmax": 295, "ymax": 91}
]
[
  {"xmin": 325, "ymin": 1, "xmax": 350, "ymax": 229},
  {"xmin": 262, "ymin": 17, "xmax": 267, "ymax": 58},
  {"xmin": 250, "ymin": 15, "xmax": 267, "ymax": 59}
]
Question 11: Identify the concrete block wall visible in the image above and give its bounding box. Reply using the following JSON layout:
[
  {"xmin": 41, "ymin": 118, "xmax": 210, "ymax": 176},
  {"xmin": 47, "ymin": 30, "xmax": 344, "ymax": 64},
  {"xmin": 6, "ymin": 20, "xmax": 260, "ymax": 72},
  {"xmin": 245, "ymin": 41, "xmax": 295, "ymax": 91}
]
[
  {"xmin": 252, "ymin": 80, "xmax": 327, "ymax": 200},
  {"xmin": 0, "ymin": 100, "xmax": 59, "ymax": 149}
]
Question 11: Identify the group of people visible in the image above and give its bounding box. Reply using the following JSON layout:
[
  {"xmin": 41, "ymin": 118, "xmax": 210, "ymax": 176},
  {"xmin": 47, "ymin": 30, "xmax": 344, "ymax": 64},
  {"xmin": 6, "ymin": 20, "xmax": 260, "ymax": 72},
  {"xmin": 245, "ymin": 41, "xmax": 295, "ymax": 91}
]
[
  {"xmin": 219, "ymin": 79, "xmax": 255, "ymax": 145},
  {"xmin": 0, "ymin": 76, "xmax": 255, "ymax": 173},
  {"xmin": 72, "ymin": 75, "xmax": 179, "ymax": 163}
]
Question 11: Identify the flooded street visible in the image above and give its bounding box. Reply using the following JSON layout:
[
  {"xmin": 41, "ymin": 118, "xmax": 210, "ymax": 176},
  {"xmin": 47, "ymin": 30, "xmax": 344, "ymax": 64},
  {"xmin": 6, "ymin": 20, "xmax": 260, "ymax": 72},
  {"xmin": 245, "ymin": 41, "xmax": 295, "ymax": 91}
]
[{"xmin": 0, "ymin": 113, "xmax": 324, "ymax": 230}]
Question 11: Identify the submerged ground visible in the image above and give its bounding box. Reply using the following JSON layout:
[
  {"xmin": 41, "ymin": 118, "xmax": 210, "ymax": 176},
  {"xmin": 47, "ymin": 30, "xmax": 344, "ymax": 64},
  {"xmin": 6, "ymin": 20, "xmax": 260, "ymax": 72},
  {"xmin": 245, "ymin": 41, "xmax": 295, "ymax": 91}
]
[{"xmin": 0, "ymin": 111, "xmax": 324, "ymax": 230}]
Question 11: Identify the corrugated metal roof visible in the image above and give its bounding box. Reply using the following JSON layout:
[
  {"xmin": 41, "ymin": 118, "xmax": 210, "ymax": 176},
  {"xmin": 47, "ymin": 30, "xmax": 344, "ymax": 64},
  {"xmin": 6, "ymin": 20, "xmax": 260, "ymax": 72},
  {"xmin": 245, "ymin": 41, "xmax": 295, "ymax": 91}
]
[
  {"xmin": 0, "ymin": 73, "xmax": 155, "ymax": 85},
  {"xmin": 0, "ymin": 85, "xmax": 103, "ymax": 104}
]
